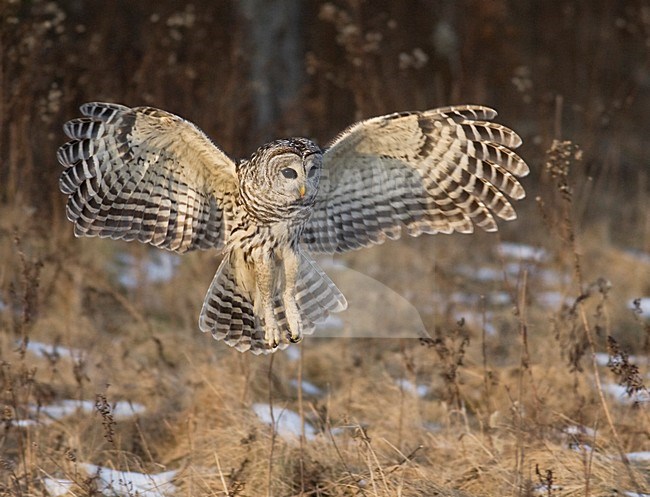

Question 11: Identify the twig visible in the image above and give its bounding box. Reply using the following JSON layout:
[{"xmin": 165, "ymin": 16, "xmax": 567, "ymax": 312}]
[
  {"xmin": 214, "ymin": 452, "xmax": 230, "ymax": 496},
  {"xmin": 297, "ymin": 341, "xmax": 305, "ymax": 494},
  {"xmin": 479, "ymin": 294, "xmax": 493, "ymax": 416},
  {"xmin": 266, "ymin": 354, "xmax": 276, "ymax": 497},
  {"xmin": 515, "ymin": 269, "xmax": 528, "ymax": 497}
]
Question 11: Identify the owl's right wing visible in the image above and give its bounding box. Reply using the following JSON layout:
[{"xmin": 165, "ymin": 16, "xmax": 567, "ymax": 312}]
[
  {"xmin": 58, "ymin": 103, "xmax": 239, "ymax": 253},
  {"xmin": 302, "ymin": 105, "xmax": 529, "ymax": 253}
]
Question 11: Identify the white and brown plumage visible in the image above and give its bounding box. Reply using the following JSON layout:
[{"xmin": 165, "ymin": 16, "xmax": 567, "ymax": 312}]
[{"xmin": 58, "ymin": 103, "xmax": 529, "ymax": 354}]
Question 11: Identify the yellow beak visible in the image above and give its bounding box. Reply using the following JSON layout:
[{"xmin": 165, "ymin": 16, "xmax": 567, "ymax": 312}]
[{"xmin": 298, "ymin": 185, "xmax": 306, "ymax": 198}]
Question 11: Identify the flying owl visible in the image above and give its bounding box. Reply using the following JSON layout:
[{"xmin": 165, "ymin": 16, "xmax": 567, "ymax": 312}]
[{"xmin": 57, "ymin": 103, "xmax": 528, "ymax": 354}]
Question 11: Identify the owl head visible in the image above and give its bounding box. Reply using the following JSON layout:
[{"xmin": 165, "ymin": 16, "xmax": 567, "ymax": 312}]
[{"xmin": 242, "ymin": 138, "xmax": 323, "ymax": 209}]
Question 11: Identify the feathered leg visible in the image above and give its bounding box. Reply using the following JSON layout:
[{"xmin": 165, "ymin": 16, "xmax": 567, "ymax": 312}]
[
  {"xmin": 254, "ymin": 255, "xmax": 282, "ymax": 348},
  {"xmin": 282, "ymin": 249, "xmax": 303, "ymax": 343}
]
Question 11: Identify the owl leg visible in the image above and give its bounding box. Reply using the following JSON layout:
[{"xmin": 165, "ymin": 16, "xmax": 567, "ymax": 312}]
[
  {"xmin": 255, "ymin": 257, "xmax": 281, "ymax": 348},
  {"xmin": 282, "ymin": 250, "xmax": 303, "ymax": 343}
]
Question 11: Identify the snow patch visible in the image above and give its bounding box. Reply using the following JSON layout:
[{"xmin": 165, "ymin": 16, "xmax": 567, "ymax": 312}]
[
  {"xmin": 114, "ymin": 251, "xmax": 180, "ymax": 289},
  {"xmin": 564, "ymin": 424, "xmax": 596, "ymax": 438},
  {"xmin": 630, "ymin": 297, "xmax": 650, "ymax": 319},
  {"xmin": 497, "ymin": 242, "xmax": 548, "ymax": 262},
  {"xmin": 9, "ymin": 418, "xmax": 41, "ymax": 428},
  {"xmin": 329, "ymin": 425, "xmax": 359, "ymax": 436},
  {"xmin": 43, "ymin": 465, "xmax": 177, "ymax": 497},
  {"xmin": 34, "ymin": 399, "xmax": 145, "ymax": 421},
  {"xmin": 537, "ymin": 291, "xmax": 572, "ymax": 309},
  {"xmin": 290, "ymin": 379, "xmax": 324, "ymax": 397},
  {"xmin": 569, "ymin": 442, "xmax": 593, "ymax": 453},
  {"xmin": 623, "ymin": 249, "xmax": 650, "ymax": 265},
  {"xmin": 538, "ymin": 268, "xmax": 569, "ymax": 286},
  {"xmin": 395, "ymin": 378, "xmax": 428, "ymax": 398},
  {"xmin": 594, "ymin": 352, "xmax": 610, "ymax": 367},
  {"xmin": 24, "ymin": 341, "xmax": 80, "ymax": 360},
  {"xmin": 422, "ymin": 421, "xmax": 442, "ymax": 433},
  {"xmin": 447, "ymin": 291, "xmax": 511, "ymax": 308},
  {"xmin": 626, "ymin": 452, "xmax": 650, "ymax": 462},
  {"xmin": 451, "ymin": 311, "xmax": 498, "ymax": 336},
  {"xmin": 252, "ymin": 403, "xmax": 316, "ymax": 441},
  {"xmin": 455, "ymin": 265, "xmax": 503, "ymax": 282},
  {"xmin": 8, "ymin": 399, "xmax": 147, "ymax": 428},
  {"xmin": 489, "ymin": 291, "xmax": 511, "ymax": 305},
  {"xmin": 601, "ymin": 383, "xmax": 650, "ymax": 405},
  {"xmin": 594, "ymin": 352, "xmax": 648, "ymax": 367},
  {"xmin": 43, "ymin": 478, "xmax": 74, "ymax": 497},
  {"xmin": 532, "ymin": 484, "xmax": 563, "ymax": 495},
  {"xmin": 455, "ymin": 262, "xmax": 526, "ymax": 282},
  {"xmin": 81, "ymin": 463, "xmax": 177, "ymax": 497}
]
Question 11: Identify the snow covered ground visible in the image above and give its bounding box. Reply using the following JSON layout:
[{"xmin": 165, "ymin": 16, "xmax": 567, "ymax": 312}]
[
  {"xmin": 252, "ymin": 402, "xmax": 316, "ymax": 442},
  {"xmin": 43, "ymin": 464, "xmax": 177, "ymax": 497}
]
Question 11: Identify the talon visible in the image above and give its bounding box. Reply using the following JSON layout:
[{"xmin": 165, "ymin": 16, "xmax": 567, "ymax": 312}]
[
  {"xmin": 268, "ymin": 330, "xmax": 281, "ymax": 348},
  {"xmin": 264, "ymin": 322, "xmax": 281, "ymax": 350},
  {"xmin": 283, "ymin": 294, "xmax": 303, "ymax": 344},
  {"xmin": 264, "ymin": 334, "xmax": 280, "ymax": 349}
]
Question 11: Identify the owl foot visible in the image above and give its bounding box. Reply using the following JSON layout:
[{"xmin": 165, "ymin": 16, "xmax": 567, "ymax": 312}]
[
  {"xmin": 264, "ymin": 325, "xmax": 281, "ymax": 349},
  {"xmin": 287, "ymin": 324, "xmax": 303, "ymax": 343},
  {"xmin": 262, "ymin": 307, "xmax": 281, "ymax": 349}
]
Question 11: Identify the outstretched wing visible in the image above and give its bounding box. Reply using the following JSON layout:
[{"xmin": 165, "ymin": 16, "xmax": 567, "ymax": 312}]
[
  {"xmin": 58, "ymin": 102, "xmax": 239, "ymax": 253},
  {"xmin": 301, "ymin": 105, "xmax": 529, "ymax": 253}
]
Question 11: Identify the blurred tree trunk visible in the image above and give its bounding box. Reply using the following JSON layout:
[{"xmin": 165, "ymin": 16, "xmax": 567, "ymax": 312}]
[{"xmin": 239, "ymin": 0, "xmax": 304, "ymax": 141}]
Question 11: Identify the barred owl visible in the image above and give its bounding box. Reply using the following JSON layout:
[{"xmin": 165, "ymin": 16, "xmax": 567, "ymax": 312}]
[{"xmin": 58, "ymin": 103, "xmax": 528, "ymax": 354}]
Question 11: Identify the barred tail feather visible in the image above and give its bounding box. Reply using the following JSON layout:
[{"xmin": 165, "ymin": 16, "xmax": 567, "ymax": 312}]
[{"xmin": 199, "ymin": 253, "xmax": 272, "ymax": 355}]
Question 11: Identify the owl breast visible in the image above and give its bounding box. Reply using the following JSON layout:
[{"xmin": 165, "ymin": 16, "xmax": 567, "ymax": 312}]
[{"xmin": 226, "ymin": 204, "xmax": 308, "ymax": 257}]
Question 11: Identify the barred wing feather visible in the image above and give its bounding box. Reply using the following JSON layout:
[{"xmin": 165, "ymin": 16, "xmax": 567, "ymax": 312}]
[
  {"xmin": 57, "ymin": 102, "xmax": 238, "ymax": 253},
  {"xmin": 301, "ymin": 105, "xmax": 529, "ymax": 253}
]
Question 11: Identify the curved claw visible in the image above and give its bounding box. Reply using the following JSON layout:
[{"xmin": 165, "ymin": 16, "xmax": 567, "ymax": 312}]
[{"xmin": 264, "ymin": 324, "xmax": 281, "ymax": 350}]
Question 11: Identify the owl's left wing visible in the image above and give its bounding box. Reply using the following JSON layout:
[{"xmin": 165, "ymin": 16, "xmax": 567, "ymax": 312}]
[
  {"xmin": 58, "ymin": 103, "xmax": 239, "ymax": 253},
  {"xmin": 301, "ymin": 105, "xmax": 529, "ymax": 253}
]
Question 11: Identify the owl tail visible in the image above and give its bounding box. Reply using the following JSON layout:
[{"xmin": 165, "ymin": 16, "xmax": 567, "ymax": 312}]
[
  {"xmin": 199, "ymin": 251, "xmax": 347, "ymax": 355},
  {"xmin": 199, "ymin": 253, "xmax": 267, "ymax": 354}
]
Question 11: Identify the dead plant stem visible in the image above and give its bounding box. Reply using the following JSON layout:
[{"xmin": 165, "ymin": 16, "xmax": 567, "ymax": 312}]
[
  {"xmin": 297, "ymin": 341, "xmax": 305, "ymax": 494},
  {"xmin": 515, "ymin": 269, "xmax": 529, "ymax": 497},
  {"xmin": 266, "ymin": 354, "xmax": 276, "ymax": 497}
]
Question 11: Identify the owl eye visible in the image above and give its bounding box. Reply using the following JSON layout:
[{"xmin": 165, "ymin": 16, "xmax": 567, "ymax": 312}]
[
  {"xmin": 281, "ymin": 168, "xmax": 298, "ymax": 179},
  {"xmin": 307, "ymin": 166, "xmax": 319, "ymax": 178}
]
